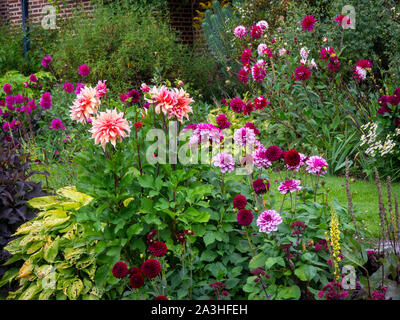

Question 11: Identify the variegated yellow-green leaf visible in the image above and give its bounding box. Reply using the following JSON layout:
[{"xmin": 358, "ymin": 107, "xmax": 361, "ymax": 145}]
[
  {"xmin": 28, "ymin": 196, "xmax": 60, "ymax": 210},
  {"xmin": 18, "ymin": 282, "xmax": 41, "ymax": 300},
  {"xmin": 64, "ymin": 247, "xmax": 84, "ymax": 262},
  {"xmin": 36, "ymin": 264, "xmax": 54, "ymax": 279},
  {"xmin": 42, "ymin": 214, "xmax": 70, "ymax": 228},
  {"xmin": 43, "ymin": 237, "xmax": 60, "ymax": 263},
  {"xmin": 26, "ymin": 241, "xmax": 44, "ymax": 254},
  {"xmin": 16, "ymin": 260, "xmax": 34, "ymax": 280},
  {"xmin": 14, "ymin": 220, "xmax": 41, "ymax": 236},
  {"xmin": 38, "ymin": 289, "xmax": 55, "ymax": 300},
  {"xmin": 64, "ymin": 278, "xmax": 83, "ymax": 300},
  {"xmin": 5, "ymin": 238, "xmax": 23, "ymax": 255},
  {"xmin": 56, "ymin": 186, "xmax": 93, "ymax": 207}
]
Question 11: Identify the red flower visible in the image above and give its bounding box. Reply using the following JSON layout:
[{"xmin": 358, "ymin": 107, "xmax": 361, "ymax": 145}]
[
  {"xmin": 176, "ymin": 233, "xmax": 186, "ymax": 244},
  {"xmin": 241, "ymin": 48, "xmax": 252, "ymax": 66},
  {"xmin": 301, "ymin": 15, "xmax": 317, "ymax": 31},
  {"xmin": 253, "ymin": 178, "xmax": 269, "ymax": 194},
  {"xmin": 334, "ymin": 14, "xmax": 351, "ymax": 28},
  {"xmin": 265, "ymin": 145, "xmax": 282, "ymax": 161},
  {"xmin": 238, "ymin": 69, "xmax": 249, "ymax": 83},
  {"xmin": 250, "ymin": 25, "xmax": 262, "ymax": 39},
  {"xmin": 148, "ymin": 241, "xmax": 168, "ymax": 257},
  {"xmin": 233, "ymin": 194, "xmax": 247, "ymax": 209},
  {"xmin": 284, "ymin": 150, "xmax": 300, "ymax": 167},
  {"xmin": 154, "ymin": 296, "xmax": 169, "ymax": 300},
  {"xmin": 295, "ymin": 65, "xmax": 312, "ymax": 81},
  {"xmin": 129, "ymin": 272, "xmax": 145, "ymax": 289},
  {"xmin": 128, "ymin": 267, "xmax": 140, "ymax": 275},
  {"xmin": 230, "ymin": 97, "xmax": 245, "ymax": 113},
  {"xmin": 243, "ymin": 101, "xmax": 254, "ymax": 115},
  {"xmin": 141, "ymin": 259, "xmax": 161, "ymax": 278},
  {"xmin": 245, "ymin": 122, "xmax": 260, "ymax": 135},
  {"xmin": 355, "ymin": 60, "xmax": 371, "ymax": 69},
  {"xmin": 112, "ymin": 261, "xmax": 129, "ymax": 279},
  {"xmin": 237, "ymin": 209, "xmax": 253, "ymax": 226},
  {"xmin": 134, "ymin": 121, "xmax": 143, "ymax": 131}
]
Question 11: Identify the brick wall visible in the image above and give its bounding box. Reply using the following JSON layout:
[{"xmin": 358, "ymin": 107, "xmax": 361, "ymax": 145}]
[
  {"xmin": 0, "ymin": 0, "xmax": 93, "ymax": 26},
  {"xmin": 168, "ymin": 0, "xmax": 200, "ymax": 45}
]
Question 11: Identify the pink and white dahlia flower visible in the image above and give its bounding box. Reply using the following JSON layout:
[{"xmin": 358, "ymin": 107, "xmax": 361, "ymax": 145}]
[
  {"xmin": 256, "ymin": 20, "xmax": 269, "ymax": 31},
  {"xmin": 278, "ymin": 179, "xmax": 302, "ymax": 194},
  {"xmin": 251, "ymin": 61, "xmax": 267, "ymax": 82},
  {"xmin": 90, "ymin": 109, "xmax": 131, "ymax": 150},
  {"xmin": 306, "ymin": 156, "xmax": 328, "ymax": 176},
  {"xmin": 185, "ymin": 123, "xmax": 222, "ymax": 147},
  {"xmin": 252, "ymin": 145, "xmax": 272, "ymax": 169},
  {"xmin": 234, "ymin": 25, "xmax": 247, "ymax": 38},
  {"xmin": 70, "ymin": 86, "xmax": 101, "ymax": 124},
  {"xmin": 213, "ymin": 152, "xmax": 235, "ymax": 173},
  {"xmin": 96, "ymin": 80, "xmax": 107, "ymax": 98},
  {"xmin": 257, "ymin": 210, "xmax": 282, "ymax": 234},
  {"xmin": 234, "ymin": 127, "xmax": 256, "ymax": 147}
]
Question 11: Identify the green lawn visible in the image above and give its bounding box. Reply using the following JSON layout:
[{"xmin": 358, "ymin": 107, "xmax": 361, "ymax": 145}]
[{"xmin": 268, "ymin": 173, "xmax": 400, "ymax": 239}]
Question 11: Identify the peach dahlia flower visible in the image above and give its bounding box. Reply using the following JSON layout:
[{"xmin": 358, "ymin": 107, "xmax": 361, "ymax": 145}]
[
  {"xmin": 167, "ymin": 88, "xmax": 193, "ymax": 122},
  {"xmin": 70, "ymin": 86, "xmax": 101, "ymax": 124},
  {"xmin": 147, "ymin": 85, "xmax": 177, "ymax": 115},
  {"xmin": 90, "ymin": 109, "xmax": 131, "ymax": 150}
]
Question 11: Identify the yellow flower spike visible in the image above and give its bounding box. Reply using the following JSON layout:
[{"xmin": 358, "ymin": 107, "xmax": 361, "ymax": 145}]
[{"xmin": 329, "ymin": 207, "xmax": 341, "ymax": 282}]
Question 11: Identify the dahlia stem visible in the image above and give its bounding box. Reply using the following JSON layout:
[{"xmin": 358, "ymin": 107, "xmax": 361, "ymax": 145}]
[
  {"xmin": 279, "ymin": 194, "xmax": 287, "ymax": 214},
  {"xmin": 245, "ymin": 226, "xmax": 256, "ymax": 257}
]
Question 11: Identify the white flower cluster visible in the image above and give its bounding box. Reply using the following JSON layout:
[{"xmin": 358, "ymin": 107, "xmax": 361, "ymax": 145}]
[
  {"xmin": 361, "ymin": 122, "xmax": 398, "ymax": 157},
  {"xmin": 299, "ymin": 46, "xmax": 317, "ymax": 69}
]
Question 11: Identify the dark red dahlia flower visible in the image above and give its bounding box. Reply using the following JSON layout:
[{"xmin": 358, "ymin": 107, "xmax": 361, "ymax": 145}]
[
  {"xmin": 237, "ymin": 209, "xmax": 253, "ymax": 226},
  {"xmin": 129, "ymin": 272, "xmax": 145, "ymax": 289},
  {"xmin": 284, "ymin": 150, "xmax": 300, "ymax": 167},
  {"xmin": 128, "ymin": 89, "xmax": 141, "ymax": 103},
  {"xmin": 355, "ymin": 60, "xmax": 371, "ymax": 69},
  {"xmin": 253, "ymin": 178, "xmax": 270, "ymax": 194},
  {"xmin": 154, "ymin": 296, "xmax": 169, "ymax": 300},
  {"xmin": 233, "ymin": 194, "xmax": 247, "ymax": 209},
  {"xmin": 253, "ymin": 95, "xmax": 269, "ymax": 110},
  {"xmin": 301, "ymin": 15, "xmax": 317, "ymax": 31},
  {"xmin": 265, "ymin": 145, "xmax": 282, "ymax": 161},
  {"xmin": 243, "ymin": 101, "xmax": 254, "ymax": 115},
  {"xmin": 128, "ymin": 267, "xmax": 140, "ymax": 275},
  {"xmin": 328, "ymin": 56, "xmax": 340, "ymax": 72},
  {"xmin": 141, "ymin": 259, "xmax": 161, "ymax": 278},
  {"xmin": 112, "ymin": 261, "xmax": 129, "ymax": 279},
  {"xmin": 295, "ymin": 65, "xmax": 312, "ymax": 81},
  {"xmin": 334, "ymin": 14, "xmax": 351, "ymax": 28},
  {"xmin": 148, "ymin": 241, "xmax": 168, "ymax": 257},
  {"xmin": 245, "ymin": 122, "xmax": 260, "ymax": 135}
]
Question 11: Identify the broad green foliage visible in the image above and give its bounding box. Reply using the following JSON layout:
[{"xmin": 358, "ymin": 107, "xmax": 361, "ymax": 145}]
[{"xmin": 0, "ymin": 187, "xmax": 102, "ymax": 300}]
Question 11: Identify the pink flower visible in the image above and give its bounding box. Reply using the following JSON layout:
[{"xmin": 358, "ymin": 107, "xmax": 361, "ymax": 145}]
[
  {"xmin": 141, "ymin": 83, "xmax": 150, "ymax": 92},
  {"xmin": 353, "ymin": 66, "xmax": 367, "ymax": 82},
  {"xmin": 306, "ymin": 156, "xmax": 328, "ymax": 176},
  {"xmin": 295, "ymin": 65, "xmax": 312, "ymax": 81},
  {"xmin": 253, "ymin": 95, "xmax": 269, "ymax": 110},
  {"xmin": 41, "ymin": 56, "xmax": 52, "ymax": 68},
  {"xmin": 90, "ymin": 109, "xmax": 131, "ymax": 150},
  {"xmin": 230, "ymin": 97, "xmax": 245, "ymax": 113},
  {"xmin": 233, "ymin": 25, "xmax": 247, "ymax": 38},
  {"xmin": 63, "ymin": 82, "xmax": 75, "ymax": 93},
  {"xmin": 257, "ymin": 44, "xmax": 272, "ymax": 57},
  {"xmin": 40, "ymin": 92, "xmax": 52, "ymax": 110},
  {"xmin": 356, "ymin": 60, "xmax": 371, "ymax": 69},
  {"xmin": 251, "ymin": 61, "xmax": 266, "ymax": 82},
  {"xmin": 241, "ymin": 48, "xmax": 252, "ymax": 66},
  {"xmin": 167, "ymin": 88, "xmax": 194, "ymax": 122},
  {"xmin": 257, "ymin": 210, "xmax": 282, "ymax": 234},
  {"xmin": 96, "ymin": 80, "xmax": 107, "ymax": 98},
  {"xmin": 238, "ymin": 69, "xmax": 249, "ymax": 83},
  {"xmin": 250, "ymin": 25, "xmax": 262, "ymax": 39},
  {"xmin": 334, "ymin": 14, "xmax": 351, "ymax": 28},
  {"xmin": 78, "ymin": 64, "xmax": 90, "ymax": 77},
  {"xmin": 256, "ymin": 20, "xmax": 268, "ymax": 31},
  {"xmin": 147, "ymin": 85, "xmax": 176, "ymax": 115},
  {"xmin": 29, "ymin": 74, "xmax": 38, "ymax": 83},
  {"xmin": 186, "ymin": 123, "xmax": 222, "ymax": 147},
  {"xmin": 234, "ymin": 127, "xmax": 256, "ymax": 147},
  {"xmin": 2, "ymin": 83, "xmax": 12, "ymax": 94},
  {"xmin": 301, "ymin": 15, "xmax": 317, "ymax": 31},
  {"xmin": 75, "ymin": 83, "xmax": 85, "ymax": 95},
  {"xmin": 252, "ymin": 145, "xmax": 272, "ymax": 169},
  {"xmin": 120, "ymin": 93, "xmax": 128, "ymax": 103},
  {"xmin": 320, "ymin": 47, "xmax": 335, "ymax": 61},
  {"xmin": 50, "ymin": 118, "xmax": 66, "ymax": 130},
  {"xmin": 70, "ymin": 86, "xmax": 101, "ymax": 123},
  {"xmin": 212, "ymin": 152, "xmax": 235, "ymax": 173},
  {"xmin": 278, "ymin": 179, "xmax": 302, "ymax": 194}
]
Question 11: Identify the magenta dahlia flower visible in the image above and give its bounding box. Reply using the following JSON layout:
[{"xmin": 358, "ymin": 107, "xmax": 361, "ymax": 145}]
[
  {"xmin": 257, "ymin": 210, "xmax": 282, "ymax": 233},
  {"xmin": 241, "ymin": 48, "xmax": 252, "ymax": 66},
  {"xmin": 63, "ymin": 82, "xmax": 75, "ymax": 93},
  {"xmin": 245, "ymin": 122, "xmax": 260, "ymax": 135},
  {"xmin": 212, "ymin": 152, "xmax": 235, "ymax": 173},
  {"xmin": 230, "ymin": 97, "xmax": 245, "ymax": 113},
  {"xmin": 353, "ymin": 66, "xmax": 367, "ymax": 82},
  {"xmin": 112, "ymin": 261, "xmax": 129, "ymax": 278},
  {"xmin": 41, "ymin": 56, "xmax": 52, "ymax": 68},
  {"xmin": 50, "ymin": 118, "xmax": 66, "ymax": 131},
  {"xmin": 251, "ymin": 61, "xmax": 267, "ymax": 82},
  {"xmin": 306, "ymin": 156, "xmax": 328, "ymax": 176},
  {"xmin": 78, "ymin": 64, "xmax": 90, "ymax": 77},
  {"xmin": 2, "ymin": 83, "xmax": 12, "ymax": 94},
  {"xmin": 15, "ymin": 94, "xmax": 24, "ymax": 104},
  {"xmin": 250, "ymin": 25, "xmax": 263, "ymax": 39},
  {"xmin": 320, "ymin": 47, "xmax": 335, "ymax": 61},
  {"xmin": 318, "ymin": 282, "xmax": 348, "ymax": 300},
  {"xmin": 148, "ymin": 241, "xmax": 167, "ymax": 257},
  {"xmin": 237, "ymin": 209, "xmax": 253, "ymax": 226},
  {"xmin": 186, "ymin": 122, "xmax": 223, "ymax": 146},
  {"xmin": 253, "ymin": 95, "xmax": 269, "ymax": 110},
  {"xmin": 328, "ymin": 56, "xmax": 340, "ymax": 72},
  {"xmin": 233, "ymin": 194, "xmax": 247, "ymax": 209},
  {"xmin": 252, "ymin": 146, "xmax": 272, "ymax": 169},
  {"xmin": 278, "ymin": 179, "xmax": 302, "ymax": 194},
  {"xmin": 301, "ymin": 15, "xmax": 317, "ymax": 31},
  {"xmin": 216, "ymin": 114, "xmax": 231, "ymax": 130},
  {"xmin": 295, "ymin": 65, "xmax": 312, "ymax": 81},
  {"xmin": 233, "ymin": 25, "xmax": 247, "ymax": 38},
  {"xmin": 40, "ymin": 92, "xmax": 52, "ymax": 110},
  {"xmin": 334, "ymin": 14, "xmax": 351, "ymax": 28},
  {"xmin": 256, "ymin": 20, "xmax": 268, "ymax": 31},
  {"xmin": 29, "ymin": 74, "xmax": 38, "ymax": 83},
  {"xmin": 141, "ymin": 259, "xmax": 161, "ymax": 279}
]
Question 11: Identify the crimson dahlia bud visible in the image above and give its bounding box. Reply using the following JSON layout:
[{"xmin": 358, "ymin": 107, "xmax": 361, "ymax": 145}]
[
  {"xmin": 112, "ymin": 261, "xmax": 129, "ymax": 279},
  {"xmin": 184, "ymin": 230, "xmax": 194, "ymax": 236},
  {"xmin": 233, "ymin": 194, "xmax": 247, "ymax": 209},
  {"xmin": 320, "ymin": 180, "xmax": 325, "ymax": 186}
]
